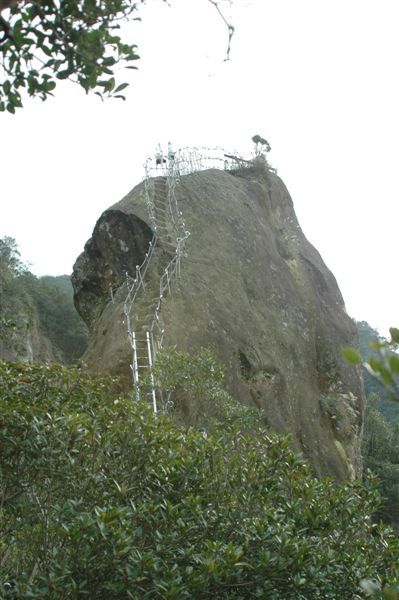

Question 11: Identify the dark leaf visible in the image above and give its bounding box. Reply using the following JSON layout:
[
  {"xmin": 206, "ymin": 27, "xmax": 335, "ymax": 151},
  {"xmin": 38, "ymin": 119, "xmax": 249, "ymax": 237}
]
[
  {"xmin": 113, "ymin": 82, "xmax": 129, "ymax": 93},
  {"xmin": 341, "ymin": 347, "xmax": 361, "ymax": 365},
  {"xmin": 389, "ymin": 355, "xmax": 399, "ymax": 376},
  {"xmin": 390, "ymin": 328, "xmax": 399, "ymax": 344}
]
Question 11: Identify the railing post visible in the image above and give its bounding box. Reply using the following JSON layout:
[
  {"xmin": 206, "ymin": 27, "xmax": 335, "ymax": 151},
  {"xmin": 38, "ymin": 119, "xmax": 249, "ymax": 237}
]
[
  {"xmin": 165, "ymin": 268, "xmax": 171, "ymax": 294},
  {"xmin": 132, "ymin": 331, "xmax": 139, "ymax": 385},
  {"xmin": 146, "ymin": 331, "xmax": 157, "ymax": 414},
  {"xmin": 137, "ymin": 265, "xmax": 145, "ymax": 289}
]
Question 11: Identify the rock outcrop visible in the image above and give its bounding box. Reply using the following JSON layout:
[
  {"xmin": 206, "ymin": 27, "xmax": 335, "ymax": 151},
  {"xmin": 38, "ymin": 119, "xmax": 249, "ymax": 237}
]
[
  {"xmin": 72, "ymin": 163, "xmax": 364, "ymax": 481},
  {"xmin": 0, "ymin": 308, "xmax": 64, "ymax": 363},
  {"xmin": 0, "ymin": 274, "xmax": 88, "ymax": 365}
]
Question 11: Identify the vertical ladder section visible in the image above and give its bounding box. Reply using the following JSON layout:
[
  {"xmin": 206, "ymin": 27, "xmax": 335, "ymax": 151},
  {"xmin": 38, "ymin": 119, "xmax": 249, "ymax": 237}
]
[{"xmin": 125, "ymin": 148, "xmax": 191, "ymax": 413}]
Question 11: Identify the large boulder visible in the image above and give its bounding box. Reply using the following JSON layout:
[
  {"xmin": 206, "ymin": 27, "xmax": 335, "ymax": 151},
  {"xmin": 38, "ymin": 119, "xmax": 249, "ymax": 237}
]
[{"xmin": 72, "ymin": 164, "xmax": 364, "ymax": 481}]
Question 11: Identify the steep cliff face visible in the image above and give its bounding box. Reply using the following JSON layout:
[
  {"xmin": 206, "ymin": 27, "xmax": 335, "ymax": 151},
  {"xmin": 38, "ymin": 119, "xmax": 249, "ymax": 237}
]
[
  {"xmin": 0, "ymin": 274, "xmax": 88, "ymax": 364},
  {"xmin": 0, "ymin": 306, "xmax": 64, "ymax": 363},
  {"xmin": 72, "ymin": 165, "xmax": 364, "ymax": 481}
]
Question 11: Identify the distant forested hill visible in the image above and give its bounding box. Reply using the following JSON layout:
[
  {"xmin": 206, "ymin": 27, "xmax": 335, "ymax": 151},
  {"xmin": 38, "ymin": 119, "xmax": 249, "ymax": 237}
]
[
  {"xmin": 357, "ymin": 321, "xmax": 399, "ymax": 526},
  {"xmin": 356, "ymin": 320, "xmax": 399, "ymax": 423},
  {"xmin": 0, "ymin": 237, "xmax": 88, "ymax": 363}
]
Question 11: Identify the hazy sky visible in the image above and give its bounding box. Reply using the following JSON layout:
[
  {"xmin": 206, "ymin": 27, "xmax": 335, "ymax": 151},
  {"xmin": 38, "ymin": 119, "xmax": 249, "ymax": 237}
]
[{"xmin": 1, "ymin": 0, "xmax": 398, "ymax": 336}]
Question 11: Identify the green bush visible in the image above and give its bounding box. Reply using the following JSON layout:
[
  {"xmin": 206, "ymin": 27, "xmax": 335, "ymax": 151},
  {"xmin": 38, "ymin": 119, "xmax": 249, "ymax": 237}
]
[
  {"xmin": 342, "ymin": 326, "xmax": 399, "ymax": 403},
  {"xmin": 362, "ymin": 396, "xmax": 399, "ymax": 526},
  {"xmin": 151, "ymin": 348, "xmax": 263, "ymax": 430},
  {"xmin": 1, "ymin": 360, "xmax": 399, "ymax": 598}
]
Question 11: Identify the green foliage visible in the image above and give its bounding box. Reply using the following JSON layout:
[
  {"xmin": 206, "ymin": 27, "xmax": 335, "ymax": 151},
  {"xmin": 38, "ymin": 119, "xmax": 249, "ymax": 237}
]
[
  {"xmin": 345, "ymin": 322, "xmax": 399, "ymax": 407},
  {"xmin": 362, "ymin": 395, "xmax": 399, "ymax": 526},
  {"xmin": 355, "ymin": 321, "xmax": 399, "ymax": 423},
  {"xmin": 0, "ymin": 236, "xmax": 29, "ymax": 277},
  {"xmin": 319, "ymin": 394, "xmax": 353, "ymax": 442},
  {"xmin": 341, "ymin": 346, "xmax": 361, "ymax": 364},
  {"xmin": 0, "ymin": 237, "xmax": 35, "ymax": 352},
  {"xmin": 362, "ymin": 327, "xmax": 399, "ymax": 399},
  {"xmin": 152, "ymin": 348, "xmax": 263, "ymax": 429},
  {"xmin": 29, "ymin": 274, "xmax": 89, "ymax": 363},
  {"xmin": 0, "ymin": 0, "xmax": 146, "ymax": 111},
  {"xmin": 357, "ymin": 321, "xmax": 388, "ymax": 399},
  {"xmin": 1, "ymin": 360, "xmax": 399, "ymax": 598}
]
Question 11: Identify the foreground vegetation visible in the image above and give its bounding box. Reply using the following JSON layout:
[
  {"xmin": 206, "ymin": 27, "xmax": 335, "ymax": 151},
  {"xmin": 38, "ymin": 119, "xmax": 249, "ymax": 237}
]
[
  {"xmin": 346, "ymin": 322, "xmax": 399, "ymax": 528},
  {"xmin": 362, "ymin": 396, "xmax": 399, "ymax": 526},
  {"xmin": 1, "ymin": 358, "xmax": 399, "ymax": 598}
]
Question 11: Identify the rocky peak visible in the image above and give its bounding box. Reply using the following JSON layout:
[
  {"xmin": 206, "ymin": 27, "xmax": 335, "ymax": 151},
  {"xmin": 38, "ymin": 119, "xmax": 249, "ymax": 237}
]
[{"xmin": 72, "ymin": 158, "xmax": 364, "ymax": 481}]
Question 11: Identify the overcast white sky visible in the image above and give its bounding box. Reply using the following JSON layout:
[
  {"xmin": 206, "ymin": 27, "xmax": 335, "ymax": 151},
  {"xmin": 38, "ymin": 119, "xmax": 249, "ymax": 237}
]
[{"xmin": 1, "ymin": 0, "xmax": 398, "ymax": 336}]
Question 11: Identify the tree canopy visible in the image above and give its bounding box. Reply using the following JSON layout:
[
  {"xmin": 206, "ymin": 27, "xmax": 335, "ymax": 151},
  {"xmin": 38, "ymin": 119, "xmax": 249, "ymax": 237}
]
[
  {"xmin": 252, "ymin": 134, "xmax": 271, "ymax": 155},
  {"xmin": 0, "ymin": 0, "xmax": 234, "ymax": 112},
  {"xmin": 0, "ymin": 0, "xmax": 145, "ymax": 112}
]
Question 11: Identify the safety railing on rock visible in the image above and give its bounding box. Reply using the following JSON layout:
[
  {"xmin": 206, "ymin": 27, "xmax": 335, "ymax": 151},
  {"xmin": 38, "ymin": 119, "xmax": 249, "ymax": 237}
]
[
  {"xmin": 144, "ymin": 146, "xmax": 247, "ymax": 179},
  {"xmin": 124, "ymin": 238, "xmax": 157, "ymax": 318},
  {"xmin": 124, "ymin": 145, "xmax": 245, "ymax": 413}
]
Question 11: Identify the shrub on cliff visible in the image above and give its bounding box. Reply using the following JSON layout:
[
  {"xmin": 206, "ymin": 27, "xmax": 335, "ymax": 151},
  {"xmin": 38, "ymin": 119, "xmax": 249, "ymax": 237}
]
[{"xmin": 1, "ymin": 360, "xmax": 399, "ymax": 598}]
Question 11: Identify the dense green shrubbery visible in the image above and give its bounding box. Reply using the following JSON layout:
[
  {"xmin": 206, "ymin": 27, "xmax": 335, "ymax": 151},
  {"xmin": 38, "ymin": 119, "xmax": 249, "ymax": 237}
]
[
  {"xmin": 344, "ymin": 322, "xmax": 399, "ymax": 530},
  {"xmin": 151, "ymin": 348, "xmax": 263, "ymax": 430},
  {"xmin": 1, "ymin": 360, "xmax": 399, "ymax": 598},
  {"xmin": 362, "ymin": 395, "xmax": 399, "ymax": 526}
]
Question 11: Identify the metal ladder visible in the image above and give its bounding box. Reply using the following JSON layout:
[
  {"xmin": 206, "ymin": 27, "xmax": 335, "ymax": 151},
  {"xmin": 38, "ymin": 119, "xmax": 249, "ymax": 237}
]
[{"xmin": 125, "ymin": 164, "xmax": 188, "ymax": 412}]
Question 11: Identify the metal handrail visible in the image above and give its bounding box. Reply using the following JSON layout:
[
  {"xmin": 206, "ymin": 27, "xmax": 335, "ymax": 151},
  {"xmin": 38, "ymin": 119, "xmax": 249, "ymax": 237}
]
[
  {"xmin": 124, "ymin": 236, "xmax": 157, "ymax": 350},
  {"xmin": 125, "ymin": 145, "xmax": 247, "ymax": 411}
]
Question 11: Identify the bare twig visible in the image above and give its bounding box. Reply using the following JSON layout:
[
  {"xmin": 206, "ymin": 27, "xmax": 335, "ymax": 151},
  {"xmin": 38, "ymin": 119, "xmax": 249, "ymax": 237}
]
[{"xmin": 208, "ymin": 0, "xmax": 235, "ymax": 61}]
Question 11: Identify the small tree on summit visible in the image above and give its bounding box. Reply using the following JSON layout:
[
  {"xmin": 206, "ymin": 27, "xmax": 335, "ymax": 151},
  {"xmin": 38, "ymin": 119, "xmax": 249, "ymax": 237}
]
[{"xmin": 252, "ymin": 134, "xmax": 271, "ymax": 156}]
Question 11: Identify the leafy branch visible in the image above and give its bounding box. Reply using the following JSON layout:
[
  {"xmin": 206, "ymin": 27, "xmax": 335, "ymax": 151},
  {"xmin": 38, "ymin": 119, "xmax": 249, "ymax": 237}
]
[
  {"xmin": 342, "ymin": 327, "xmax": 399, "ymax": 401},
  {"xmin": 0, "ymin": 0, "xmax": 237, "ymax": 112},
  {"xmin": 0, "ymin": 0, "xmax": 145, "ymax": 112}
]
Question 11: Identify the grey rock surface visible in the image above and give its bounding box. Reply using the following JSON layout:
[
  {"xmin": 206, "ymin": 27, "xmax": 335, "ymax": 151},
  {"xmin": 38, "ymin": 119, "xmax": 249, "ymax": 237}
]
[{"xmin": 0, "ymin": 308, "xmax": 64, "ymax": 363}]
